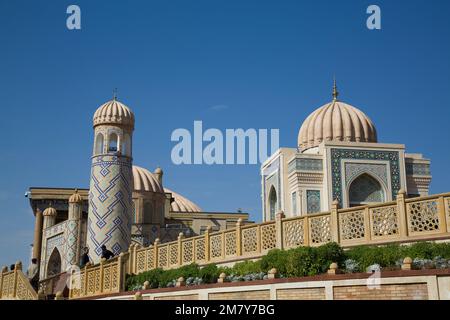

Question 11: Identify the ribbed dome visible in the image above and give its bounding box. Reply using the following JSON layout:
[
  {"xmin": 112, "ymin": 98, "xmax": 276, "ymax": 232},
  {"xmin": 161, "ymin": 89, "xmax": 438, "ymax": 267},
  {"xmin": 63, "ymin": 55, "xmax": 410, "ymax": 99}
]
[
  {"xmin": 132, "ymin": 166, "xmax": 164, "ymax": 193},
  {"xmin": 69, "ymin": 189, "xmax": 83, "ymax": 204},
  {"xmin": 93, "ymin": 99, "xmax": 135, "ymax": 128},
  {"xmin": 164, "ymin": 188, "xmax": 202, "ymax": 213},
  {"xmin": 298, "ymin": 99, "xmax": 377, "ymax": 151},
  {"xmin": 43, "ymin": 206, "xmax": 57, "ymax": 217}
]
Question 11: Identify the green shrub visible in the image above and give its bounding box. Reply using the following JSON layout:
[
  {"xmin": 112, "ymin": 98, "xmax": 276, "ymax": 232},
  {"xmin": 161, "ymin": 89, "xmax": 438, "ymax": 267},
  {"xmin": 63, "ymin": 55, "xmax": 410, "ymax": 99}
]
[
  {"xmin": 345, "ymin": 244, "xmax": 403, "ymax": 270},
  {"xmin": 401, "ymin": 242, "xmax": 450, "ymax": 260},
  {"xmin": 231, "ymin": 260, "xmax": 262, "ymax": 275},
  {"xmin": 260, "ymin": 249, "xmax": 289, "ymax": 274},
  {"xmin": 315, "ymin": 242, "xmax": 345, "ymax": 273},
  {"xmin": 199, "ymin": 264, "xmax": 220, "ymax": 283},
  {"xmin": 125, "ymin": 241, "xmax": 450, "ymax": 290}
]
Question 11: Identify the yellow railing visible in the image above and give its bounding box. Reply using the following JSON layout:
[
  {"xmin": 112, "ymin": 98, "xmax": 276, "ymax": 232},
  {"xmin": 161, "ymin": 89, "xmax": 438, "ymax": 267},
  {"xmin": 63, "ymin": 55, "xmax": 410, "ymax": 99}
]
[
  {"xmin": 128, "ymin": 191, "xmax": 450, "ymax": 275},
  {"xmin": 69, "ymin": 252, "xmax": 128, "ymax": 299},
  {"xmin": 69, "ymin": 191, "xmax": 450, "ymax": 299},
  {"xmin": 0, "ymin": 262, "xmax": 38, "ymax": 300}
]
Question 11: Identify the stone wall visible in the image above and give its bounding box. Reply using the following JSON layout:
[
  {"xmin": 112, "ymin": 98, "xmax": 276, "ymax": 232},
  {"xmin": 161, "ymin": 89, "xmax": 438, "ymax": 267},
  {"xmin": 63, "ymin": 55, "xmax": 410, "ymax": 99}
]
[{"xmin": 90, "ymin": 269, "xmax": 450, "ymax": 300}]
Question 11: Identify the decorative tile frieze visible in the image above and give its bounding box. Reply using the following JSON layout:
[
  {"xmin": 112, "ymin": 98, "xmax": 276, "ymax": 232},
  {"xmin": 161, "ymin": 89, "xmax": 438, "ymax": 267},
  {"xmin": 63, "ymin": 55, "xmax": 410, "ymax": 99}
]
[{"xmin": 406, "ymin": 163, "xmax": 431, "ymax": 176}]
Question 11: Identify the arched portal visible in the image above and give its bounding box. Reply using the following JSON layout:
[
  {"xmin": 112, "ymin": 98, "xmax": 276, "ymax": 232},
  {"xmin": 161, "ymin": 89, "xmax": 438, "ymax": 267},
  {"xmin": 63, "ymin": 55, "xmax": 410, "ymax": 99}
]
[
  {"xmin": 269, "ymin": 186, "xmax": 277, "ymax": 220},
  {"xmin": 46, "ymin": 248, "xmax": 62, "ymax": 277},
  {"xmin": 348, "ymin": 173, "xmax": 385, "ymax": 207}
]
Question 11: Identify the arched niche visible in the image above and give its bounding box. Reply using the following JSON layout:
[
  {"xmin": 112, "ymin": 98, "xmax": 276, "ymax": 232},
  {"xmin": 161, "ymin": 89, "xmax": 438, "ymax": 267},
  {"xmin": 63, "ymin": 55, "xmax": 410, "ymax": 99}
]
[
  {"xmin": 94, "ymin": 133, "xmax": 104, "ymax": 155},
  {"xmin": 108, "ymin": 132, "xmax": 119, "ymax": 153},
  {"xmin": 269, "ymin": 186, "xmax": 277, "ymax": 221},
  {"xmin": 348, "ymin": 173, "xmax": 385, "ymax": 207},
  {"xmin": 46, "ymin": 248, "xmax": 62, "ymax": 278}
]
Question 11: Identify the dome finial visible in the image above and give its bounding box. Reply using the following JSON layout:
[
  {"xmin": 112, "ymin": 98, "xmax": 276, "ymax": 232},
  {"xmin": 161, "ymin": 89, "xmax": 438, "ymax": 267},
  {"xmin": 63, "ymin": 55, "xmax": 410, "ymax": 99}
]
[
  {"xmin": 332, "ymin": 76, "xmax": 339, "ymax": 101},
  {"xmin": 113, "ymin": 88, "xmax": 118, "ymax": 101}
]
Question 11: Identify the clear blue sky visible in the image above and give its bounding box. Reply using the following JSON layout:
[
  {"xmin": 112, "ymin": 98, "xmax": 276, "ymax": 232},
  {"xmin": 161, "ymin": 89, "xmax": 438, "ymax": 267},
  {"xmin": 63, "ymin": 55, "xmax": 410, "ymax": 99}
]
[{"xmin": 1, "ymin": 0, "xmax": 449, "ymax": 267}]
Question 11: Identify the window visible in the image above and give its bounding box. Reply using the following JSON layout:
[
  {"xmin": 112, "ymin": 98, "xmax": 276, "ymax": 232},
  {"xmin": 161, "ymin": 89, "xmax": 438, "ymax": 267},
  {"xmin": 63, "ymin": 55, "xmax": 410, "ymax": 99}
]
[
  {"xmin": 307, "ymin": 190, "xmax": 320, "ymax": 214},
  {"xmin": 269, "ymin": 186, "xmax": 277, "ymax": 220},
  {"xmin": 108, "ymin": 133, "xmax": 118, "ymax": 153},
  {"xmin": 291, "ymin": 192, "xmax": 297, "ymax": 216},
  {"xmin": 94, "ymin": 133, "xmax": 104, "ymax": 155},
  {"xmin": 349, "ymin": 173, "xmax": 384, "ymax": 207}
]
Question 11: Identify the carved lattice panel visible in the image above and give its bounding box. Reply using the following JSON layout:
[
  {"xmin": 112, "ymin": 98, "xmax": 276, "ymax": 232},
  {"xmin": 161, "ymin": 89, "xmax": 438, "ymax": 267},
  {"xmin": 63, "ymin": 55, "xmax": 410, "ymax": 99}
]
[
  {"xmin": 111, "ymin": 264, "xmax": 118, "ymax": 291},
  {"xmin": 283, "ymin": 219, "xmax": 304, "ymax": 248},
  {"xmin": 158, "ymin": 246, "xmax": 168, "ymax": 268},
  {"xmin": 371, "ymin": 205, "xmax": 399, "ymax": 237},
  {"xmin": 182, "ymin": 240, "xmax": 194, "ymax": 264},
  {"xmin": 242, "ymin": 227, "xmax": 258, "ymax": 254},
  {"xmin": 103, "ymin": 266, "xmax": 111, "ymax": 291},
  {"xmin": 1, "ymin": 273, "xmax": 13, "ymax": 297},
  {"xmin": 169, "ymin": 244, "xmax": 178, "ymax": 266},
  {"xmin": 261, "ymin": 223, "xmax": 276, "ymax": 251},
  {"xmin": 86, "ymin": 270, "xmax": 94, "ymax": 295},
  {"xmin": 15, "ymin": 277, "xmax": 28, "ymax": 300},
  {"xmin": 146, "ymin": 248, "xmax": 154, "ymax": 270},
  {"xmin": 224, "ymin": 231, "xmax": 237, "ymax": 257},
  {"xmin": 407, "ymin": 200, "xmax": 440, "ymax": 234},
  {"xmin": 136, "ymin": 250, "xmax": 146, "ymax": 274},
  {"xmin": 309, "ymin": 215, "xmax": 331, "ymax": 244},
  {"xmin": 195, "ymin": 238, "xmax": 206, "ymax": 261},
  {"xmin": 210, "ymin": 234, "xmax": 223, "ymax": 259},
  {"xmin": 94, "ymin": 268, "xmax": 101, "ymax": 293},
  {"xmin": 339, "ymin": 210, "xmax": 365, "ymax": 241}
]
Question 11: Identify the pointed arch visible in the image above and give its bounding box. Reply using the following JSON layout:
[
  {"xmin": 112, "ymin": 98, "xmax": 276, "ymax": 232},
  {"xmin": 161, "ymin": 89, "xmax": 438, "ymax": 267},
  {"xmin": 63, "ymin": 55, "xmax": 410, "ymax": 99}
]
[
  {"xmin": 269, "ymin": 186, "xmax": 277, "ymax": 220},
  {"xmin": 348, "ymin": 173, "xmax": 385, "ymax": 207},
  {"xmin": 46, "ymin": 247, "xmax": 62, "ymax": 277}
]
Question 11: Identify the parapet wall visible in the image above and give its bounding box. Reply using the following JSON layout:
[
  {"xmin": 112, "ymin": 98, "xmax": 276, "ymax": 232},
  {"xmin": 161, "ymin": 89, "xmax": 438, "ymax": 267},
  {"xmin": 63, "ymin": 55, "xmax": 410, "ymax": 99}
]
[{"xmin": 91, "ymin": 269, "xmax": 450, "ymax": 300}]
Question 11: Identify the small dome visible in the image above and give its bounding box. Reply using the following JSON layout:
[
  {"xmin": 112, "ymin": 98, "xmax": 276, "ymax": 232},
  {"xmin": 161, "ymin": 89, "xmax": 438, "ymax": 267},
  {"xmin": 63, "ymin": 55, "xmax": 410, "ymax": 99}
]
[
  {"xmin": 69, "ymin": 189, "xmax": 83, "ymax": 204},
  {"xmin": 43, "ymin": 205, "xmax": 57, "ymax": 217},
  {"xmin": 93, "ymin": 98, "xmax": 135, "ymax": 128},
  {"xmin": 154, "ymin": 167, "xmax": 163, "ymax": 174},
  {"xmin": 164, "ymin": 188, "xmax": 202, "ymax": 213},
  {"xmin": 132, "ymin": 166, "xmax": 164, "ymax": 193},
  {"xmin": 298, "ymin": 84, "xmax": 377, "ymax": 151}
]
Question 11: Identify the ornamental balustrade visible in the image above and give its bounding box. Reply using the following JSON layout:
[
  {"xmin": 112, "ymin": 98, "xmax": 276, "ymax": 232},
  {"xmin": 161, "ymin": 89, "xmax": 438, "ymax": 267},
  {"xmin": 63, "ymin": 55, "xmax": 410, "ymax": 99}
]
[
  {"xmin": 69, "ymin": 253, "xmax": 128, "ymax": 299},
  {"xmin": 69, "ymin": 191, "xmax": 450, "ymax": 299},
  {"xmin": 0, "ymin": 261, "xmax": 38, "ymax": 300}
]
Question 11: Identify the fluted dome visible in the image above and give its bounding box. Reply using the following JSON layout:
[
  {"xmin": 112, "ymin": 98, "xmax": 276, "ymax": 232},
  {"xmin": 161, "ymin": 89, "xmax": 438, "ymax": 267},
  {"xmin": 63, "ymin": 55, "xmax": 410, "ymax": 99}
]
[
  {"xmin": 93, "ymin": 98, "xmax": 135, "ymax": 128},
  {"xmin": 43, "ymin": 206, "xmax": 57, "ymax": 217},
  {"xmin": 69, "ymin": 189, "xmax": 83, "ymax": 204},
  {"xmin": 298, "ymin": 88, "xmax": 377, "ymax": 151},
  {"xmin": 164, "ymin": 188, "xmax": 202, "ymax": 213},
  {"xmin": 132, "ymin": 166, "xmax": 164, "ymax": 193}
]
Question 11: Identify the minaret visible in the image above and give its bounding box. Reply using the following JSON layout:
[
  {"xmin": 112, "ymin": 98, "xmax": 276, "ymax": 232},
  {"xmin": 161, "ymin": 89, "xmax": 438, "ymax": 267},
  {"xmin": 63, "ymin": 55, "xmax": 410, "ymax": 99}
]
[
  {"xmin": 65, "ymin": 189, "xmax": 83, "ymax": 267},
  {"xmin": 86, "ymin": 95, "xmax": 135, "ymax": 263}
]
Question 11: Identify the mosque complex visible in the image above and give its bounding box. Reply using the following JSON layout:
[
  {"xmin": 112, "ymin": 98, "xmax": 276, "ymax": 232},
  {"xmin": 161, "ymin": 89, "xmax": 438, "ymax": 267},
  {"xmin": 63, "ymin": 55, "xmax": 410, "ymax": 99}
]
[{"xmin": 17, "ymin": 80, "xmax": 437, "ymax": 292}]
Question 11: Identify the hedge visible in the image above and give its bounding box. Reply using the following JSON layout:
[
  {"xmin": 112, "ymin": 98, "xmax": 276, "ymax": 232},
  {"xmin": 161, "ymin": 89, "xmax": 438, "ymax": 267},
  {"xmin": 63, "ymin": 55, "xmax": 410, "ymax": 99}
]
[{"xmin": 125, "ymin": 241, "xmax": 450, "ymax": 291}]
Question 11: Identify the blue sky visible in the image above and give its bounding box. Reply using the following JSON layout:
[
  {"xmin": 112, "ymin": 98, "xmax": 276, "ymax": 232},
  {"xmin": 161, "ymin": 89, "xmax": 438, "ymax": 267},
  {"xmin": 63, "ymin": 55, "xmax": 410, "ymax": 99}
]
[{"xmin": 0, "ymin": 0, "xmax": 449, "ymax": 267}]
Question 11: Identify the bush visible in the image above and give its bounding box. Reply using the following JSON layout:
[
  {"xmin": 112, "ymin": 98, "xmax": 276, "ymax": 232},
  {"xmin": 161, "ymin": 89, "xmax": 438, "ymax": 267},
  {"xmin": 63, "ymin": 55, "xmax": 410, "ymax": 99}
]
[
  {"xmin": 345, "ymin": 244, "xmax": 403, "ymax": 271},
  {"xmin": 231, "ymin": 260, "xmax": 262, "ymax": 276},
  {"xmin": 260, "ymin": 249, "xmax": 289, "ymax": 275},
  {"xmin": 199, "ymin": 264, "xmax": 220, "ymax": 283},
  {"xmin": 125, "ymin": 241, "xmax": 450, "ymax": 290},
  {"xmin": 401, "ymin": 242, "xmax": 450, "ymax": 260}
]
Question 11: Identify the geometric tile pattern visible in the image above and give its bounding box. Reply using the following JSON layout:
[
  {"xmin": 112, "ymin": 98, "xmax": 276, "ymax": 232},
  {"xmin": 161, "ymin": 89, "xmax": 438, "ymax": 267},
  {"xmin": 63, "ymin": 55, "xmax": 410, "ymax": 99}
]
[
  {"xmin": 331, "ymin": 148, "xmax": 401, "ymax": 207},
  {"xmin": 87, "ymin": 155, "xmax": 133, "ymax": 263},
  {"xmin": 65, "ymin": 219, "xmax": 80, "ymax": 266}
]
